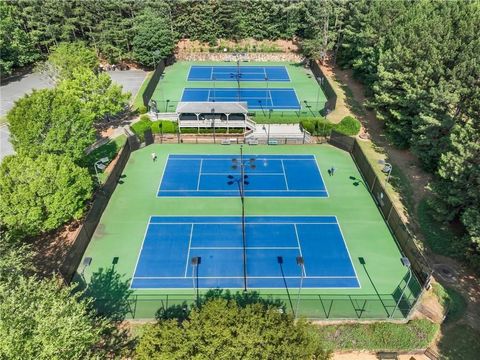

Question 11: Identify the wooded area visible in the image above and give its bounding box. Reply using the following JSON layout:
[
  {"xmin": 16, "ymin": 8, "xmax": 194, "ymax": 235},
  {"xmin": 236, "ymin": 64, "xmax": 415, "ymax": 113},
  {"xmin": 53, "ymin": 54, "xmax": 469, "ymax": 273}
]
[
  {"xmin": 1, "ymin": 0, "xmax": 346, "ymax": 71},
  {"xmin": 337, "ymin": 0, "xmax": 480, "ymax": 271}
]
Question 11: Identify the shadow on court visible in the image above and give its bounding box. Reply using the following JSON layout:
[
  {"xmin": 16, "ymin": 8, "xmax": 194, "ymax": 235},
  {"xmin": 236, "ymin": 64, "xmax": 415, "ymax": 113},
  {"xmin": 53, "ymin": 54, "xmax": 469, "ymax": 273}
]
[
  {"xmin": 154, "ymin": 289, "xmax": 286, "ymax": 322},
  {"xmin": 358, "ymin": 257, "xmax": 391, "ymax": 317},
  {"xmin": 77, "ymin": 262, "xmax": 133, "ymax": 322}
]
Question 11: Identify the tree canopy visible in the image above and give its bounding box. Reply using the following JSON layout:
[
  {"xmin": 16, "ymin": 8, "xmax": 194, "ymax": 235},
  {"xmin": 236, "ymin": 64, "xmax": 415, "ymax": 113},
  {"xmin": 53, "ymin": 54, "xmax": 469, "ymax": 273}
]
[
  {"xmin": 7, "ymin": 88, "xmax": 96, "ymax": 160},
  {"xmin": 39, "ymin": 41, "xmax": 99, "ymax": 82},
  {"xmin": 136, "ymin": 297, "xmax": 330, "ymax": 360},
  {"xmin": 0, "ymin": 154, "xmax": 93, "ymax": 237},
  {"xmin": 132, "ymin": 6, "xmax": 176, "ymax": 67},
  {"xmin": 58, "ymin": 68, "xmax": 130, "ymax": 122},
  {"xmin": 1, "ymin": 0, "xmax": 348, "ymax": 73},
  {"xmin": 0, "ymin": 276, "xmax": 105, "ymax": 360},
  {"xmin": 338, "ymin": 0, "xmax": 480, "ymax": 270}
]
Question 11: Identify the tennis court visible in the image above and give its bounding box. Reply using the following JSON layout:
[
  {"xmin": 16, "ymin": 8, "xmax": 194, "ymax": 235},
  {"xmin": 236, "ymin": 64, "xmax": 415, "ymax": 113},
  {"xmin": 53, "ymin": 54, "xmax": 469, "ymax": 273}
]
[
  {"xmin": 181, "ymin": 88, "xmax": 301, "ymax": 110},
  {"xmin": 187, "ymin": 65, "xmax": 290, "ymax": 81},
  {"xmin": 131, "ymin": 216, "xmax": 359, "ymax": 289},
  {"xmin": 158, "ymin": 154, "xmax": 328, "ymax": 197}
]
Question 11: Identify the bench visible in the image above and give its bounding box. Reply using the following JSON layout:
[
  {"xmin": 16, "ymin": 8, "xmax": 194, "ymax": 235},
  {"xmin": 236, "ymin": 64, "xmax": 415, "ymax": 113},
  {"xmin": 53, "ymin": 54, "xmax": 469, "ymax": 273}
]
[
  {"xmin": 268, "ymin": 139, "xmax": 278, "ymax": 145},
  {"xmin": 247, "ymin": 139, "xmax": 259, "ymax": 145},
  {"xmin": 221, "ymin": 139, "xmax": 231, "ymax": 145}
]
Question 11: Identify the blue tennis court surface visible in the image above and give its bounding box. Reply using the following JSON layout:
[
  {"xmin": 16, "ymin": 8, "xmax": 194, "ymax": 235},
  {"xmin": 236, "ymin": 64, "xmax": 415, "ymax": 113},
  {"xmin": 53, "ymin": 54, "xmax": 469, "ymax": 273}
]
[
  {"xmin": 188, "ymin": 65, "xmax": 290, "ymax": 81},
  {"xmin": 131, "ymin": 216, "xmax": 360, "ymax": 289},
  {"xmin": 181, "ymin": 88, "xmax": 301, "ymax": 110},
  {"xmin": 158, "ymin": 154, "xmax": 328, "ymax": 197}
]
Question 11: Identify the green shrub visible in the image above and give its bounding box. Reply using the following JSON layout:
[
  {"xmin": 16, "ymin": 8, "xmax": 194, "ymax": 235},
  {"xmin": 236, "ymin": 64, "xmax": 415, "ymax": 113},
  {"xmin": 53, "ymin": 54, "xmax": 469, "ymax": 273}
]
[
  {"xmin": 432, "ymin": 283, "xmax": 467, "ymax": 323},
  {"xmin": 139, "ymin": 114, "xmax": 150, "ymax": 121},
  {"xmin": 334, "ymin": 116, "xmax": 361, "ymax": 136},
  {"xmin": 180, "ymin": 127, "xmax": 243, "ymax": 134},
  {"xmin": 137, "ymin": 105, "xmax": 148, "ymax": 114},
  {"xmin": 131, "ymin": 118, "xmax": 152, "ymax": 141},
  {"xmin": 300, "ymin": 118, "xmax": 333, "ymax": 136}
]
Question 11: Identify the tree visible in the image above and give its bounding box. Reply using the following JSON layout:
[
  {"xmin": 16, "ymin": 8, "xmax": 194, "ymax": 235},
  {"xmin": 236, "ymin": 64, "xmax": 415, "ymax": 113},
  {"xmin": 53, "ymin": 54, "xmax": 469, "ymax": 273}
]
[
  {"xmin": 136, "ymin": 297, "xmax": 330, "ymax": 360},
  {"xmin": 0, "ymin": 1, "xmax": 39, "ymax": 76},
  {"xmin": 7, "ymin": 88, "xmax": 96, "ymax": 160},
  {"xmin": 0, "ymin": 276, "xmax": 106, "ymax": 360},
  {"xmin": 132, "ymin": 6, "xmax": 176, "ymax": 67},
  {"xmin": 0, "ymin": 154, "xmax": 93, "ymax": 237},
  {"xmin": 38, "ymin": 41, "xmax": 99, "ymax": 82},
  {"xmin": 0, "ymin": 230, "xmax": 35, "ymax": 283},
  {"xmin": 58, "ymin": 68, "xmax": 130, "ymax": 122}
]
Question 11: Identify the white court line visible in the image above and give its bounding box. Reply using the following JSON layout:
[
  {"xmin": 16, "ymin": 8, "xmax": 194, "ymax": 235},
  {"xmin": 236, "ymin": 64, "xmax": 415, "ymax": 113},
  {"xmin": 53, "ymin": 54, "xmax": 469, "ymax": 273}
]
[
  {"xmin": 159, "ymin": 189, "xmax": 327, "ymax": 192},
  {"xmin": 135, "ymin": 275, "xmax": 358, "ymax": 279},
  {"xmin": 183, "ymin": 224, "xmax": 194, "ymax": 277},
  {"xmin": 196, "ymin": 159, "xmax": 203, "ymax": 190},
  {"xmin": 314, "ymin": 154, "xmax": 330, "ymax": 198},
  {"xmin": 293, "ymin": 224, "xmax": 307, "ymax": 277},
  {"xmin": 280, "ymin": 160, "xmax": 289, "ymax": 190},
  {"xmin": 335, "ymin": 216, "xmax": 361, "ymax": 288},
  {"xmin": 190, "ymin": 246, "xmax": 300, "ymax": 250},
  {"xmin": 149, "ymin": 222, "xmax": 338, "ymax": 225},
  {"xmin": 129, "ymin": 216, "xmax": 153, "ymax": 288},
  {"xmin": 156, "ymin": 154, "xmax": 170, "ymax": 197}
]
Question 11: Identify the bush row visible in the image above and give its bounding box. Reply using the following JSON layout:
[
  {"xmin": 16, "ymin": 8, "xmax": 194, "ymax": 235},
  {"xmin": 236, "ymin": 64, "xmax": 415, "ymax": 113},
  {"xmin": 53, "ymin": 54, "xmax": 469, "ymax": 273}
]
[{"xmin": 300, "ymin": 116, "xmax": 361, "ymax": 136}]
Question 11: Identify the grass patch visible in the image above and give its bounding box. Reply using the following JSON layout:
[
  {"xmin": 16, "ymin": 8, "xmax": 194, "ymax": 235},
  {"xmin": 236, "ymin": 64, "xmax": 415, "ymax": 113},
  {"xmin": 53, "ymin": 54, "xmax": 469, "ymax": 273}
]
[
  {"xmin": 84, "ymin": 135, "xmax": 127, "ymax": 184},
  {"xmin": 0, "ymin": 115, "xmax": 7, "ymax": 125},
  {"xmin": 132, "ymin": 72, "xmax": 153, "ymax": 111},
  {"xmin": 334, "ymin": 116, "xmax": 361, "ymax": 136},
  {"xmin": 438, "ymin": 324, "xmax": 480, "ymax": 360},
  {"xmin": 431, "ymin": 283, "xmax": 467, "ymax": 323},
  {"xmin": 317, "ymin": 319, "xmax": 439, "ymax": 351},
  {"xmin": 417, "ymin": 198, "xmax": 463, "ymax": 259}
]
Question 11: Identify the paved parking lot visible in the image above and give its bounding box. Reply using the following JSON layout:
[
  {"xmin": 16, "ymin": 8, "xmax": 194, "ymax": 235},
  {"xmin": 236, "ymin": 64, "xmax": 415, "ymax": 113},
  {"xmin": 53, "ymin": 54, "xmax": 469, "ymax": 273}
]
[{"xmin": 0, "ymin": 69, "xmax": 147, "ymax": 162}]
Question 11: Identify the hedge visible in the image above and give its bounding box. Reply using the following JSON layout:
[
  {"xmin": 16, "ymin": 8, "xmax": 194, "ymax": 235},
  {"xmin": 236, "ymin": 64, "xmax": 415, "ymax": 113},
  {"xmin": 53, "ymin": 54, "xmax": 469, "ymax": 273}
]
[
  {"xmin": 130, "ymin": 117, "xmax": 177, "ymax": 141},
  {"xmin": 300, "ymin": 116, "xmax": 361, "ymax": 136}
]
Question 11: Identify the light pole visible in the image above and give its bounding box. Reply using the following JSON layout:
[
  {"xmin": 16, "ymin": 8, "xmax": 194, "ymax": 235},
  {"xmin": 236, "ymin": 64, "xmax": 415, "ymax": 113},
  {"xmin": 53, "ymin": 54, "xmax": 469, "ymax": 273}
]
[
  {"xmin": 211, "ymin": 108, "xmax": 216, "ymax": 144},
  {"xmin": 295, "ymin": 256, "xmax": 305, "ymax": 318},
  {"xmin": 227, "ymin": 146, "xmax": 256, "ymax": 292},
  {"xmin": 191, "ymin": 256, "xmax": 201, "ymax": 306},
  {"xmin": 390, "ymin": 257, "xmax": 412, "ymax": 319},
  {"xmin": 378, "ymin": 159, "xmax": 393, "ymax": 184}
]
